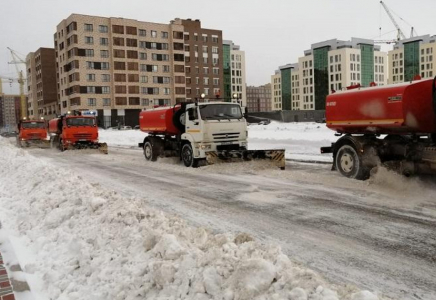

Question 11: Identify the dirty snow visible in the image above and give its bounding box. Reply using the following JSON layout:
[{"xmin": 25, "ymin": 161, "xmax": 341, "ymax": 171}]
[{"xmin": 0, "ymin": 136, "xmax": 381, "ymax": 300}]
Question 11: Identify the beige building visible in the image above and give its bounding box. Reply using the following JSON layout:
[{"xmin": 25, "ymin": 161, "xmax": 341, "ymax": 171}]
[
  {"xmin": 55, "ymin": 14, "xmax": 186, "ymax": 127},
  {"xmin": 271, "ymin": 71, "xmax": 281, "ymax": 111},
  {"xmin": 223, "ymin": 40, "xmax": 246, "ymax": 107},
  {"xmin": 26, "ymin": 48, "xmax": 57, "ymax": 120},
  {"xmin": 272, "ymin": 38, "xmax": 388, "ymax": 111},
  {"xmin": 389, "ymin": 35, "xmax": 436, "ymax": 84}
]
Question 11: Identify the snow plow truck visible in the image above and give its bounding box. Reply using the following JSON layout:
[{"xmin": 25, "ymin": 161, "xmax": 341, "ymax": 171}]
[
  {"xmin": 322, "ymin": 76, "xmax": 436, "ymax": 179},
  {"xmin": 16, "ymin": 119, "xmax": 50, "ymax": 148},
  {"xmin": 48, "ymin": 113, "xmax": 108, "ymax": 154},
  {"xmin": 138, "ymin": 101, "xmax": 285, "ymax": 168}
]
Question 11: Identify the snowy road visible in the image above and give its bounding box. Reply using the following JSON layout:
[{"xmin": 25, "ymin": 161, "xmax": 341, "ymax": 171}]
[{"xmin": 31, "ymin": 146, "xmax": 436, "ymax": 300}]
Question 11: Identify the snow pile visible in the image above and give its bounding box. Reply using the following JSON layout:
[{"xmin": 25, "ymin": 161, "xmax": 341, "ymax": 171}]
[
  {"xmin": 248, "ymin": 122, "xmax": 337, "ymax": 163},
  {"xmin": 98, "ymin": 128, "xmax": 145, "ymax": 149},
  {"xmin": 0, "ymin": 138, "xmax": 381, "ymax": 300},
  {"xmin": 97, "ymin": 122, "xmax": 337, "ymax": 162}
]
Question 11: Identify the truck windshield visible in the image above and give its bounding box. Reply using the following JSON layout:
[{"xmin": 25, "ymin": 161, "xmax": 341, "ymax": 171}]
[
  {"xmin": 21, "ymin": 122, "xmax": 45, "ymax": 129},
  {"xmin": 199, "ymin": 104, "xmax": 243, "ymax": 120},
  {"xmin": 66, "ymin": 117, "xmax": 95, "ymax": 126}
]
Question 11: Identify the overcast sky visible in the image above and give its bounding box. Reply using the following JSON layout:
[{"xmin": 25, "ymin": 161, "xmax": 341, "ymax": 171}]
[{"xmin": 1, "ymin": 0, "xmax": 435, "ymax": 94}]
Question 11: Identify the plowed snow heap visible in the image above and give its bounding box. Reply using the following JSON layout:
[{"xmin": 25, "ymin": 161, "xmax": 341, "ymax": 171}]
[{"xmin": 138, "ymin": 101, "xmax": 285, "ymax": 168}]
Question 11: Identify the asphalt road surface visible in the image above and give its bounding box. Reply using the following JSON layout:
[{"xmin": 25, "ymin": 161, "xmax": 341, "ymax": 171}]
[{"xmin": 32, "ymin": 146, "xmax": 436, "ymax": 300}]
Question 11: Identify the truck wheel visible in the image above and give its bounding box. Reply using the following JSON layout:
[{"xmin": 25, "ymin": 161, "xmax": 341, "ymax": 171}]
[
  {"xmin": 335, "ymin": 144, "xmax": 367, "ymax": 180},
  {"xmin": 144, "ymin": 141, "xmax": 158, "ymax": 161},
  {"xmin": 181, "ymin": 143, "xmax": 199, "ymax": 168}
]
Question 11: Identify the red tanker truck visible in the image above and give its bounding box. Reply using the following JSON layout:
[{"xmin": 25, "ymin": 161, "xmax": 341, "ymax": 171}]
[
  {"xmin": 321, "ymin": 77, "xmax": 436, "ymax": 179},
  {"xmin": 138, "ymin": 101, "xmax": 285, "ymax": 168},
  {"xmin": 48, "ymin": 113, "xmax": 108, "ymax": 154},
  {"xmin": 16, "ymin": 119, "xmax": 50, "ymax": 148}
]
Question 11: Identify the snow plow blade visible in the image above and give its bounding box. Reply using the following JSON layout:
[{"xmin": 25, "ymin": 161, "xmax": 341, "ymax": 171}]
[
  {"xmin": 62, "ymin": 142, "xmax": 109, "ymax": 154},
  {"xmin": 206, "ymin": 149, "xmax": 285, "ymax": 169}
]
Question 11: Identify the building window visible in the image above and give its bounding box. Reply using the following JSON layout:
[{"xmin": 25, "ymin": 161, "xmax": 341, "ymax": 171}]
[
  {"xmin": 88, "ymin": 98, "xmax": 96, "ymax": 106},
  {"xmin": 163, "ymin": 88, "xmax": 170, "ymax": 95},
  {"xmin": 139, "ymin": 29, "xmax": 146, "ymax": 36},
  {"xmin": 101, "ymin": 74, "xmax": 110, "ymax": 82},
  {"xmin": 101, "ymin": 62, "xmax": 110, "ymax": 70},
  {"xmin": 141, "ymin": 98, "xmax": 149, "ymax": 106},
  {"xmin": 85, "ymin": 49, "xmax": 94, "ymax": 57},
  {"xmin": 99, "ymin": 25, "xmax": 108, "ymax": 33},
  {"xmin": 84, "ymin": 24, "xmax": 93, "ymax": 32},
  {"xmin": 140, "ymin": 76, "xmax": 148, "ymax": 83},
  {"xmin": 85, "ymin": 36, "xmax": 94, "ymax": 44},
  {"xmin": 100, "ymin": 38, "xmax": 109, "ymax": 45},
  {"xmin": 151, "ymin": 30, "xmax": 157, "ymax": 38},
  {"xmin": 140, "ymin": 52, "xmax": 147, "ymax": 60},
  {"xmin": 100, "ymin": 50, "xmax": 109, "ymax": 58},
  {"xmin": 161, "ymin": 31, "xmax": 168, "ymax": 38},
  {"xmin": 103, "ymin": 98, "xmax": 111, "ymax": 106},
  {"xmin": 86, "ymin": 74, "xmax": 95, "ymax": 82},
  {"xmin": 102, "ymin": 87, "xmax": 110, "ymax": 94},
  {"xmin": 87, "ymin": 86, "xmax": 96, "ymax": 93},
  {"xmin": 163, "ymin": 65, "xmax": 170, "ymax": 73}
]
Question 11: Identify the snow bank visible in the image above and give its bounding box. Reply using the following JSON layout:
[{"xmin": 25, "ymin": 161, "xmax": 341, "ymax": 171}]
[
  {"xmin": 0, "ymin": 137, "xmax": 381, "ymax": 300},
  {"xmin": 97, "ymin": 122, "xmax": 337, "ymax": 162}
]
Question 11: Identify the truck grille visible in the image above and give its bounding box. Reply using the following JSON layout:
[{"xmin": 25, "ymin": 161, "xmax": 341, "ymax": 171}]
[
  {"xmin": 212, "ymin": 132, "xmax": 239, "ymax": 141},
  {"xmin": 73, "ymin": 133, "xmax": 92, "ymax": 140},
  {"xmin": 28, "ymin": 133, "xmax": 43, "ymax": 139}
]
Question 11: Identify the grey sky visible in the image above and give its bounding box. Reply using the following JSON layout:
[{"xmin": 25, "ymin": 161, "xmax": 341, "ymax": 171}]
[{"xmin": 1, "ymin": 0, "xmax": 435, "ymax": 94}]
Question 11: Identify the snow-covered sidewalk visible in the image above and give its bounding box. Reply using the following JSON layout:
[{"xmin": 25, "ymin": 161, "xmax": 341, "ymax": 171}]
[{"xmin": 0, "ymin": 137, "xmax": 381, "ymax": 300}]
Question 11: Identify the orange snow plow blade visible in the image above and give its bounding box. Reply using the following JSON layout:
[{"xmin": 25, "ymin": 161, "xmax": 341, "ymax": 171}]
[{"xmin": 206, "ymin": 149, "xmax": 285, "ymax": 170}]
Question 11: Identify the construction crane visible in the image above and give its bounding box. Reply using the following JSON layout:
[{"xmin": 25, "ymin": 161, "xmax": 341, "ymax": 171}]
[
  {"xmin": 379, "ymin": 1, "xmax": 417, "ymax": 41},
  {"xmin": 0, "ymin": 75, "xmax": 23, "ymax": 94},
  {"xmin": 7, "ymin": 47, "xmax": 27, "ymax": 120}
]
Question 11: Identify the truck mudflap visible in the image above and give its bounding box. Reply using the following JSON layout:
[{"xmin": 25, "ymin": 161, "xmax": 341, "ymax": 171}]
[{"xmin": 206, "ymin": 149, "xmax": 285, "ymax": 170}]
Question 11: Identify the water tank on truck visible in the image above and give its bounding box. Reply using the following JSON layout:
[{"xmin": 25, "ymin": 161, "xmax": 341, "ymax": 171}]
[{"xmin": 321, "ymin": 77, "xmax": 436, "ymax": 179}]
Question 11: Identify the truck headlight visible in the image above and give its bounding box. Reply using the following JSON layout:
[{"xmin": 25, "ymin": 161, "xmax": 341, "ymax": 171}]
[{"xmin": 200, "ymin": 144, "xmax": 211, "ymax": 150}]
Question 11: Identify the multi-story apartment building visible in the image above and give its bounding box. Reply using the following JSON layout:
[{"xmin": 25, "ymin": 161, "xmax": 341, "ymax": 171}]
[
  {"xmin": 272, "ymin": 38, "xmax": 388, "ymax": 111},
  {"xmin": 26, "ymin": 48, "xmax": 57, "ymax": 120},
  {"xmin": 246, "ymin": 84, "xmax": 271, "ymax": 112},
  {"xmin": 182, "ymin": 19, "xmax": 223, "ymax": 103},
  {"xmin": 55, "ymin": 14, "xmax": 186, "ymax": 128},
  {"xmin": 223, "ymin": 40, "xmax": 246, "ymax": 107},
  {"xmin": 389, "ymin": 34, "xmax": 436, "ymax": 84},
  {"xmin": 0, "ymin": 94, "xmax": 22, "ymax": 131},
  {"xmin": 271, "ymin": 71, "xmax": 282, "ymax": 111}
]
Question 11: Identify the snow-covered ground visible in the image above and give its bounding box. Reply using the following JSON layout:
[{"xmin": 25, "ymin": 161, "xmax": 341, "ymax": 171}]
[
  {"xmin": 0, "ymin": 133, "xmax": 383, "ymax": 300},
  {"xmin": 98, "ymin": 122, "xmax": 337, "ymax": 162}
]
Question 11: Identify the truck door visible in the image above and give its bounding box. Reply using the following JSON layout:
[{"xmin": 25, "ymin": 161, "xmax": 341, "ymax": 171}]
[{"xmin": 185, "ymin": 107, "xmax": 201, "ymax": 142}]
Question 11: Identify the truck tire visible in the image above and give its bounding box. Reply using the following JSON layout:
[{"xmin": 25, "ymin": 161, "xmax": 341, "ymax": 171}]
[
  {"xmin": 335, "ymin": 144, "xmax": 368, "ymax": 180},
  {"xmin": 172, "ymin": 109, "xmax": 186, "ymax": 133},
  {"xmin": 144, "ymin": 141, "xmax": 158, "ymax": 161},
  {"xmin": 181, "ymin": 143, "xmax": 199, "ymax": 168}
]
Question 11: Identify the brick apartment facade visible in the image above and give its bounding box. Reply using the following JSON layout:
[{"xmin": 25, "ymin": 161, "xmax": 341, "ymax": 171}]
[
  {"xmin": 54, "ymin": 14, "xmax": 186, "ymax": 128},
  {"xmin": 26, "ymin": 48, "xmax": 57, "ymax": 120},
  {"xmin": 181, "ymin": 19, "xmax": 223, "ymax": 101},
  {"xmin": 246, "ymin": 84, "xmax": 272, "ymax": 112}
]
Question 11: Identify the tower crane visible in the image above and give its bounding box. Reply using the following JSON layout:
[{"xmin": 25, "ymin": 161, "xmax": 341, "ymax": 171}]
[
  {"xmin": 7, "ymin": 47, "xmax": 27, "ymax": 120},
  {"xmin": 379, "ymin": 1, "xmax": 417, "ymax": 41}
]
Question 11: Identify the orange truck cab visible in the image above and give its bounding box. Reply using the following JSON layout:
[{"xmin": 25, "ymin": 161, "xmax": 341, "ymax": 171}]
[
  {"xmin": 17, "ymin": 120, "xmax": 48, "ymax": 147},
  {"xmin": 48, "ymin": 114, "xmax": 107, "ymax": 153}
]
